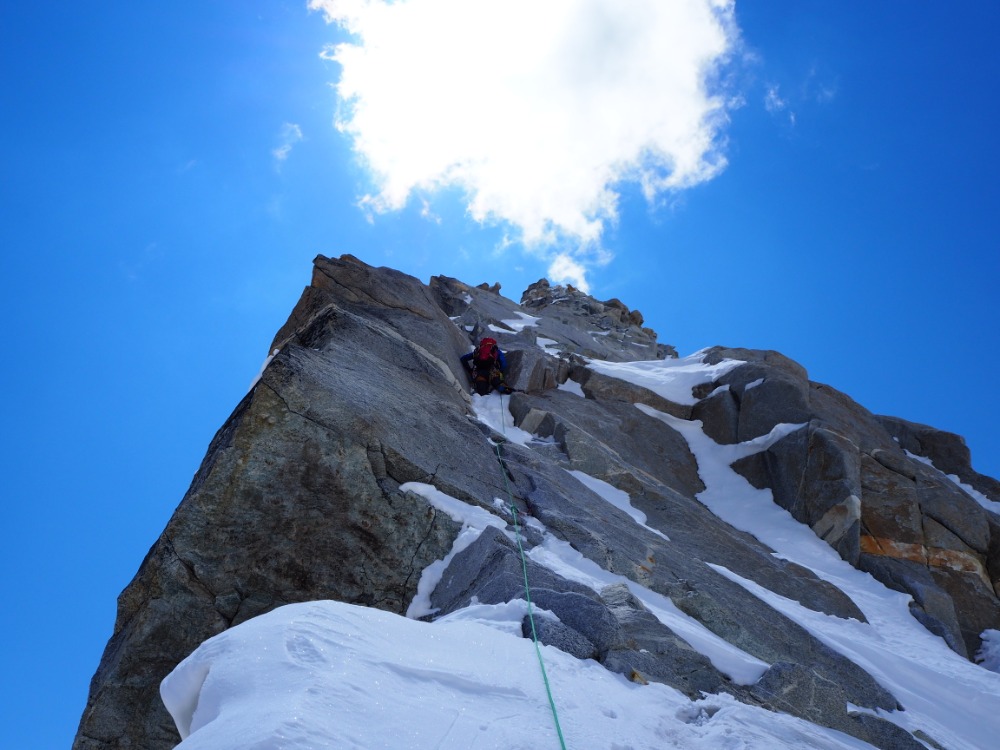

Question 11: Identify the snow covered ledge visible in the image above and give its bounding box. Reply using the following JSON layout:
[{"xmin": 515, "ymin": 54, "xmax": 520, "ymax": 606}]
[{"xmin": 161, "ymin": 600, "xmax": 899, "ymax": 749}]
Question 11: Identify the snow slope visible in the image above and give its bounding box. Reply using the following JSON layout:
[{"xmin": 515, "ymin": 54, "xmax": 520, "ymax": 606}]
[{"xmin": 161, "ymin": 600, "xmax": 884, "ymax": 750}]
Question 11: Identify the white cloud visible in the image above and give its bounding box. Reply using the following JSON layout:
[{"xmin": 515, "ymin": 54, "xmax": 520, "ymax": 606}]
[
  {"xmin": 814, "ymin": 82, "xmax": 838, "ymax": 104},
  {"xmin": 310, "ymin": 0, "xmax": 739, "ymax": 286},
  {"xmin": 548, "ymin": 252, "xmax": 592, "ymax": 292},
  {"xmin": 764, "ymin": 84, "xmax": 795, "ymax": 127},
  {"xmin": 764, "ymin": 85, "xmax": 786, "ymax": 113},
  {"xmin": 273, "ymin": 122, "xmax": 304, "ymax": 164},
  {"xmin": 419, "ymin": 198, "xmax": 441, "ymax": 224}
]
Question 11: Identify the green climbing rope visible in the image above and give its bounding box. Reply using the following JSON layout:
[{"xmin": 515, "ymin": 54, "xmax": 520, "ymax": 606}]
[{"xmin": 493, "ymin": 395, "xmax": 568, "ymax": 749}]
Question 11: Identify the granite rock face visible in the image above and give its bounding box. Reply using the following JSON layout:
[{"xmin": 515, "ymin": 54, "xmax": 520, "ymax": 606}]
[
  {"xmin": 76, "ymin": 255, "xmax": 1000, "ymax": 750},
  {"xmin": 701, "ymin": 347, "xmax": 1000, "ymax": 658}
]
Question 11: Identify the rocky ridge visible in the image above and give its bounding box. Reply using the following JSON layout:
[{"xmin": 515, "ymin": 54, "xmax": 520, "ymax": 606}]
[{"xmin": 75, "ymin": 254, "xmax": 1000, "ymax": 749}]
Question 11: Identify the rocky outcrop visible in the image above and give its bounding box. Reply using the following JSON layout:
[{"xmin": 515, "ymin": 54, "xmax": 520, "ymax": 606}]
[
  {"xmin": 699, "ymin": 347, "xmax": 1000, "ymax": 659},
  {"xmin": 517, "ymin": 277, "xmax": 676, "ymax": 360},
  {"xmin": 76, "ymin": 255, "xmax": 999, "ymax": 750}
]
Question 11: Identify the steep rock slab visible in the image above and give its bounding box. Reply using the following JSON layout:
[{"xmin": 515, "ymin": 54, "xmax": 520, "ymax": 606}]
[
  {"xmin": 75, "ymin": 369, "xmax": 468, "ymax": 748},
  {"xmin": 519, "ymin": 278, "xmax": 675, "ymax": 359},
  {"xmin": 75, "ymin": 259, "xmax": 499, "ymax": 749}
]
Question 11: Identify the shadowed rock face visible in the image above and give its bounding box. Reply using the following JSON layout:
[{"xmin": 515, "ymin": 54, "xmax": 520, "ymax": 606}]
[{"xmin": 75, "ymin": 255, "xmax": 998, "ymax": 750}]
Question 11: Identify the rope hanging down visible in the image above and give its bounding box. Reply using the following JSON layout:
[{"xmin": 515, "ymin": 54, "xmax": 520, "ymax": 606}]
[{"xmin": 494, "ymin": 393, "xmax": 568, "ymax": 749}]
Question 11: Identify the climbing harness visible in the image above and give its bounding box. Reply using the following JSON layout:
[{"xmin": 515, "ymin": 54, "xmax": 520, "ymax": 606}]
[{"xmin": 493, "ymin": 392, "xmax": 568, "ymax": 749}]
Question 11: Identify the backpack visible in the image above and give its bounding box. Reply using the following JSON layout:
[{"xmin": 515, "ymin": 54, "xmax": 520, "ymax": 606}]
[
  {"xmin": 469, "ymin": 338, "xmax": 505, "ymax": 395},
  {"xmin": 474, "ymin": 337, "xmax": 499, "ymax": 367}
]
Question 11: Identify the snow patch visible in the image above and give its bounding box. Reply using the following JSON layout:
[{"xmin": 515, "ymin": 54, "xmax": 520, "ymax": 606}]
[
  {"xmin": 635, "ymin": 403, "xmax": 1000, "ymax": 748},
  {"xmin": 401, "ymin": 482, "xmax": 507, "ymax": 618},
  {"xmin": 535, "ymin": 336, "xmax": 561, "ymax": 354},
  {"xmin": 976, "ymin": 630, "xmax": 1000, "ymax": 673},
  {"xmin": 437, "ymin": 599, "xmax": 558, "ymax": 638},
  {"xmin": 161, "ymin": 600, "xmax": 881, "ymax": 750},
  {"xmin": 586, "ymin": 350, "xmax": 743, "ymax": 405},
  {"xmin": 471, "ymin": 393, "xmax": 535, "ymax": 445},
  {"xmin": 566, "ymin": 469, "xmax": 669, "ymax": 541},
  {"xmin": 711, "ymin": 563, "xmax": 1000, "ymax": 749},
  {"xmin": 705, "ymin": 383, "xmax": 731, "ymax": 398},
  {"xmin": 248, "ymin": 348, "xmax": 280, "ymax": 391},
  {"xmin": 557, "ymin": 379, "xmax": 585, "ymax": 397},
  {"xmin": 500, "ymin": 311, "xmax": 540, "ymax": 331}
]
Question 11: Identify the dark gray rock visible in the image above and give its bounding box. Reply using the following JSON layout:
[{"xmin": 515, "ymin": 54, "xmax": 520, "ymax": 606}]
[
  {"xmin": 879, "ymin": 415, "xmax": 1000, "ymax": 504},
  {"xmin": 519, "ymin": 278, "xmax": 673, "ymax": 359},
  {"xmin": 524, "ymin": 616, "xmax": 599, "ymax": 660},
  {"xmin": 691, "ymin": 385, "xmax": 740, "ymax": 444},
  {"xmin": 504, "ymin": 347, "xmax": 567, "ymax": 393},
  {"xmin": 878, "ymin": 415, "xmax": 972, "ymax": 478},
  {"xmin": 429, "ymin": 527, "xmax": 621, "ymax": 658},
  {"xmin": 749, "ymin": 663, "xmax": 922, "ymax": 750},
  {"xmin": 429, "ymin": 527, "xmax": 595, "ymax": 613},
  {"xmin": 734, "ymin": 421, "xmax": 864, "ymax": 564},
  {"xmin": 599, "ymin": 583, "xmax": 732, "ymax": 697},
  {"xmin": 431, "ymin": 273, "xmax": 674, "ymax": 365}
]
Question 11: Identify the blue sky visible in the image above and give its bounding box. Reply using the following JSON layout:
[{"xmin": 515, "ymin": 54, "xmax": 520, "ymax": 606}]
[{"xmin": 2, "ymin": 2, "xmax": 998, "ymax": 746}]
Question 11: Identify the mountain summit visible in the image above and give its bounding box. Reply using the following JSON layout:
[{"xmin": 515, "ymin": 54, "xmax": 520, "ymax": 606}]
[{"xmin": 75, "ymin": 255, "xmax": 1000, "ymax": 749}]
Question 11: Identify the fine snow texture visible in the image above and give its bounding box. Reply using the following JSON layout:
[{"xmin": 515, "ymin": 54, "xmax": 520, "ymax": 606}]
[
  {"xmin": 585, "ymin": 350, "xmax": 742, "ymax": 405},
  {"xmin": 162, "ymin": 600, "xmax": 881, "ymax": 750},
  {"xmin": 556, "ymin": 378, "xmax": 584, "ymax": 397}
]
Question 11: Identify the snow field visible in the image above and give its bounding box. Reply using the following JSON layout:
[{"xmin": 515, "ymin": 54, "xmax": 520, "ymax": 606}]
[{"xmin": 161, "ymin": 600, "xmax": 884, "ymax": 750}]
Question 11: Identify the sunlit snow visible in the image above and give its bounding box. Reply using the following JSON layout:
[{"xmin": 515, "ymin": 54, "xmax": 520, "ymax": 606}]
[
  {"xmin": 535, "ymin": 336, "xmax": 562, "ymax": 354},
  {"xmin": 501, "ymin": 311, "xmax": 540, "ymax": 331},
  {"xmin": 162, "ymin": 600, "xmax": 876, "ymax": 750},
  {"xmin": 637, "ymin": 403, "xmax": 1000, "ymax": 748},
  {"xmin": 470, "ymin": 392, "xmax": 535, "ymax": 446},
  {"xmin": 400, "ymin": 482, "xmax": 508, "ymax": 619},
  {"xmin": 586, "ymin": 350, "xmax": 742, "ymax": 405},
  {"xmin": 566, "ymin": 469, "xmax": 669, "ymax": 541}
]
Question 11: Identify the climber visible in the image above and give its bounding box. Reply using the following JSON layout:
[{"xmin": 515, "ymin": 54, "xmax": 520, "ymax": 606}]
[{"xmin": 461, "ymin": 337, "xmax": 513, "ymax": 396}]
